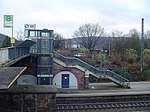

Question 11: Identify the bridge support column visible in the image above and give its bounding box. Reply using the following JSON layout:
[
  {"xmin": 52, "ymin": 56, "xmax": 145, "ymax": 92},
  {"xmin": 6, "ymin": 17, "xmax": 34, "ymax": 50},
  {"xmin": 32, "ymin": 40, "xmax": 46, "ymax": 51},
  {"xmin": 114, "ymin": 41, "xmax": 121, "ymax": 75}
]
[{"xmin": 84, "ymin": 72, "xmax": 89, "ymax": 89}]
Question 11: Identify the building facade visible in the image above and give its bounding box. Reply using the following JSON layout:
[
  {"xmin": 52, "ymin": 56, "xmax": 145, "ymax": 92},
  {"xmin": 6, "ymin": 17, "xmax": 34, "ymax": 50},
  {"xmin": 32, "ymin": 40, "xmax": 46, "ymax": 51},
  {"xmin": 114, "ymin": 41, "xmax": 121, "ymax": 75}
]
[{"xmin": 25, "ymin": 29, "xmax": 54, "ymax": 85}]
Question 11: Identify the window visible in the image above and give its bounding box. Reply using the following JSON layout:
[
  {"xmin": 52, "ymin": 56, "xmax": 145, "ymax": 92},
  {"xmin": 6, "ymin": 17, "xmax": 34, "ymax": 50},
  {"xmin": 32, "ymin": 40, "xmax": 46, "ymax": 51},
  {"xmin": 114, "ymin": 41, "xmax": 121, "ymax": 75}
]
[
  {"xmin": 41, "ymin": 32, "xmax": 49, "ymax": 37},
  {"xmin": 29, "ymin": 31, "xmax": 36, "ymax": 37}
]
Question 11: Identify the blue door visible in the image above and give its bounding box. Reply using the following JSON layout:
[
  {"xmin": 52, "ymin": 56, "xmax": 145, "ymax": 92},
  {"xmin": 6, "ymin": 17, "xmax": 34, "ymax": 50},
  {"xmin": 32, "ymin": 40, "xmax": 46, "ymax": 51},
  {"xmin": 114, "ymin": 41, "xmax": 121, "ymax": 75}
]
[{"xmin": 62, "ymin": 74, "xmax": 69, "ymax": 88}]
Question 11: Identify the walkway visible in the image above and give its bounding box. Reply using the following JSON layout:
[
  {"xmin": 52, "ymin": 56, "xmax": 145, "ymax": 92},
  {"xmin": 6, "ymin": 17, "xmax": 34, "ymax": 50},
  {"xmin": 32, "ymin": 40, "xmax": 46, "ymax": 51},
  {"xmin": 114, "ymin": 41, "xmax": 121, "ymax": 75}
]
[{"xmin": 57, "ymin": 81, "xmax": 150, "ymax": 97}]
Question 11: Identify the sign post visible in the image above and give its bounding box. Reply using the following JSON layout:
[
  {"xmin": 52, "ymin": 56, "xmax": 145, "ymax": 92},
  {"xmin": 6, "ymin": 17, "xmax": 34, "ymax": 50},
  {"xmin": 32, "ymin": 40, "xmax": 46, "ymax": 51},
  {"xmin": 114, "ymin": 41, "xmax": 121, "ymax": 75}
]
[{"xmin": 4, "ymin": 15, "xmax": 15, "ymax": 46}]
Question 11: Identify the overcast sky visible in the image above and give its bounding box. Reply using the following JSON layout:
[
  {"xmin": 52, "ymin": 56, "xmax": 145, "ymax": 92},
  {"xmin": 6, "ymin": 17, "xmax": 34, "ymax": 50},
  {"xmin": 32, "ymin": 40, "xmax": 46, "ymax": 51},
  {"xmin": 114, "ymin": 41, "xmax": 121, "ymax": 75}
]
[{"xmin": 0, "ymin": 0, "xmax": 150, "ymax": 38}]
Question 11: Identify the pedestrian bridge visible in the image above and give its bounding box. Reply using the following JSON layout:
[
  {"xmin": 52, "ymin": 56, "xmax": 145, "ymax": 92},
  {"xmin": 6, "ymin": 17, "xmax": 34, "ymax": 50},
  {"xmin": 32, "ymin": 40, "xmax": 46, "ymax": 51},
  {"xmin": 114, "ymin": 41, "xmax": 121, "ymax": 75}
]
[{"xmin": 53, "ymin": 52, "xmax": 130, "ymax": 88}]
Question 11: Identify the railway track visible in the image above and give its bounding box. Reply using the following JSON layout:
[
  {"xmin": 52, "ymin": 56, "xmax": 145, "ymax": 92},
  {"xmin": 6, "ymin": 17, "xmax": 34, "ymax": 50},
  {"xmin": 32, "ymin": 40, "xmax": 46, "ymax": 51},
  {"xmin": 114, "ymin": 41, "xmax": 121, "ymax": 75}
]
[
  {"xmin": 56, "ymin": 100, "xmax": 150, "ymax": 111},
  {"xmin": 56, "ymin": 94, "xmax": 150, "ymax": 111}
]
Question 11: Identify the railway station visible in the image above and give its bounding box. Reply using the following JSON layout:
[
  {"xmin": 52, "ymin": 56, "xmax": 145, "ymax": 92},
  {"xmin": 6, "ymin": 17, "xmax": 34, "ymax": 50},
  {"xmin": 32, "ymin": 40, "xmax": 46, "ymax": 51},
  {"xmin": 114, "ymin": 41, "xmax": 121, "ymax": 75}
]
[
  {"xmin": 0, "ymin": 28, "xmax": 149, "ymax": 111},
  {"xmin": 0, "ymin": 28, "xmax": 130, "ymax": 89}
]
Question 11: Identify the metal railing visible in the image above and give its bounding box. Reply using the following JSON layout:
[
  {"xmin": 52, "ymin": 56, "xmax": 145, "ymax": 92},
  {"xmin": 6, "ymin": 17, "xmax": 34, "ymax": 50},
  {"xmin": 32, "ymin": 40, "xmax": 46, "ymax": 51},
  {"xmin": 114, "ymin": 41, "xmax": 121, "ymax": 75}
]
[
  {"xmin": 53, "ymin": 52, "xmax": 130, "ymax": 87},
  {"xmin": 0, "ymin": 47, "xmax": 30, "ymax": 67}
]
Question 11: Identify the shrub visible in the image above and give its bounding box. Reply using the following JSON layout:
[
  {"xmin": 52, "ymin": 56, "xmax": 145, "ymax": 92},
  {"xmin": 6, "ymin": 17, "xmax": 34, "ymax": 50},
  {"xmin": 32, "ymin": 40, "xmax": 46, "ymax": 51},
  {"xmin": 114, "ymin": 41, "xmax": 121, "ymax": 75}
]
[{"xmin": 124, "ymin": 48, "xmax": 138, "ymax": 63}]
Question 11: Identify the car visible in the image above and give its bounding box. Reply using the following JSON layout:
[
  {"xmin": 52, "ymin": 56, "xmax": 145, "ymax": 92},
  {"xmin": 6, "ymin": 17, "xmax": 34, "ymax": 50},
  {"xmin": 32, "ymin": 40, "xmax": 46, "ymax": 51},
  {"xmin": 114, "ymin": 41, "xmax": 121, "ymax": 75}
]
[{"xmin": 74, "ymin": 53, "xmax": 84, "ymax": 57}]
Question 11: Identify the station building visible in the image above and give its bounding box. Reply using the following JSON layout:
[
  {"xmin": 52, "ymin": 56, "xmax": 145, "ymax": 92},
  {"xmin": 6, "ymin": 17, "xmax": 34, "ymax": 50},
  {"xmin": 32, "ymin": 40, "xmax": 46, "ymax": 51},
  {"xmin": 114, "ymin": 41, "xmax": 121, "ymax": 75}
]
[{"xmin": 16, "ymin": 29, "xmax": 85, "ymax": 89}]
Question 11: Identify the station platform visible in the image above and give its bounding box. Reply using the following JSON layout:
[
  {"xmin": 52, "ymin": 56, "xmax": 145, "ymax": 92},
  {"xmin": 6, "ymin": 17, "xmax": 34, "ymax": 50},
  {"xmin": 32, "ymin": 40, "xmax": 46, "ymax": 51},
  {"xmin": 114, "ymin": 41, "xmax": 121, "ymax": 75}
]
[{"xmin": 57, "ymin": 81, "xmax": 150, "ymax": 97}]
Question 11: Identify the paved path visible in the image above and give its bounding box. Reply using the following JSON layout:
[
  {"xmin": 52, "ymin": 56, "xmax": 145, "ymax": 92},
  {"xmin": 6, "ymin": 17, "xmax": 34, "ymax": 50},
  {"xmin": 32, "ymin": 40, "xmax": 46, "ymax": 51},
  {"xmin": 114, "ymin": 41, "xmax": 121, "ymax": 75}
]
[{"xmin": 57, "ymin": 81, "xmax": 150, "ymax": 97}]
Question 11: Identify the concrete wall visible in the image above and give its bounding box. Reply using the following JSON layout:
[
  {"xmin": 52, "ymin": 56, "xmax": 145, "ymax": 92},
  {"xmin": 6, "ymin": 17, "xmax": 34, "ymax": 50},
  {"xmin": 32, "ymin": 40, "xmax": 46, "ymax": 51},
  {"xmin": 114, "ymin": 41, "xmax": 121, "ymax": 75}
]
[
  {"xmin": 17, "ymin": 74, "xmax": 37, "ymax": 85},
  {"xmin": 0, "ymin": 93, "xmax": 56, "ymax": 112},
  {"xmin": 0, "ymin": 48, "xmax": 9, "ymax": 64}
]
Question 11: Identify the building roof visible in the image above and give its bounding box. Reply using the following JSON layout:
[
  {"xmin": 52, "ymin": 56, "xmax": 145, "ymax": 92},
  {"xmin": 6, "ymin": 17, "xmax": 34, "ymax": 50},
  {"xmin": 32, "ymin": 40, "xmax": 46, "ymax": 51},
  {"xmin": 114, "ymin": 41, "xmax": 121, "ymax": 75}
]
[
  {"xmin": 16, "ymin": 40, "xmax": 35, "ymax": 47},
  {"xmin": 0, "ymin": 67, "xmax": 26, "ymax": 89}
]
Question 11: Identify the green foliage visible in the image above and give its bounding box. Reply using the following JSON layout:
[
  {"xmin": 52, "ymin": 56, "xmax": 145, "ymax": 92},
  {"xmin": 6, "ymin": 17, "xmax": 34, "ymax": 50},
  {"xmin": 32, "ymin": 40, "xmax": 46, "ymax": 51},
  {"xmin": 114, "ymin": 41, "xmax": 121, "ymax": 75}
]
[
  {"xmin": 127, "ymin": 63, "xmax": 141, "ymax": 81},
  {"xmin": 111, "ymin": 53, "xmax": 121, "ymax": 66},
  {"xmin": 91, "ymin": 51, "xmax": 100, "ymax": 65},
  {"xmin": 119, "ymin": 67, "xmax": 129, "ymax": 78},
  {"xmin": 124, "ymin": 48, "xmax": 137, "ymax": 63},
  {"xmin": 144, "ymin": 49, "xmax": 150, "ymax": 57},
  {"xmin": 80, "ymin": 48, "xmax": 89, "ymax": 54},
  {"xmin": 125, "ymin": 63, "xmax": 149, "ymax": 81},
  {"xmin": 143, "ymin": 70, "xmax": 150, "ymax": 81},
  {"xmin": 144, "ymin": 49, "xmax": 150, "ymax": 68}
]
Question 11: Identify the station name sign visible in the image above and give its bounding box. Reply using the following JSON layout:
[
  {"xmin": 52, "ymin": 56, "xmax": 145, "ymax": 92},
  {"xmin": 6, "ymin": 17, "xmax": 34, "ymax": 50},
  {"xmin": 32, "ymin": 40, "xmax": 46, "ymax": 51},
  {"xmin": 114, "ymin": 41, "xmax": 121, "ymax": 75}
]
[{"xmin": 24, "ymin": 24, "xmax": 36, "ymax": 29}]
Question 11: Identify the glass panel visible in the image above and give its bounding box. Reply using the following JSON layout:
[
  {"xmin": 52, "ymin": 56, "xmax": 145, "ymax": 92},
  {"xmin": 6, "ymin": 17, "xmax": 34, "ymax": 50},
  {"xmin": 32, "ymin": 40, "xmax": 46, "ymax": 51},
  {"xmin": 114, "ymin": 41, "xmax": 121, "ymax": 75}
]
[
  {"xmin": 30, "ymin": 31, "xmax": 36, "ymax": 37},
  {"xmin": 41, "ymin": 39, "xmax": 48, "ymax": 53},
  {"xmin": 37, "ymin": 67, "xmax": 52, "ymax": 74},
  {"xmin": 30, "ymin": 44, "xmax": 37, "ymax": 53},
  {"xmin": 40, "ymin": 57, "xmax": 49, "ymax": 65}
]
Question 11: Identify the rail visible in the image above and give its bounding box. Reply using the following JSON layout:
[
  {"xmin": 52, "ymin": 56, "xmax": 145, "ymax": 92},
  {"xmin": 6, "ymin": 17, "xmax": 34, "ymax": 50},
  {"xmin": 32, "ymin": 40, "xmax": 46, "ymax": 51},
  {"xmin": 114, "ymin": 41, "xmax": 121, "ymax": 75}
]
[
  {"xmin": 56, "ymin": 94, "xmax": 150, "ymax": 111},
  {"xmin": 56, "ymin": 100, "xmax": 150, "ymax": 111}
]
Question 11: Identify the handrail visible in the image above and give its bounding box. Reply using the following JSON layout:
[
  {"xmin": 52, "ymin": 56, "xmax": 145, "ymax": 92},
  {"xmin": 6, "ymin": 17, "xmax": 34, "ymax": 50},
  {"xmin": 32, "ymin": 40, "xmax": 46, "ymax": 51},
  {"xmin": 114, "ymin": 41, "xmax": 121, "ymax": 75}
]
[{"xmin": 53, "ymin": 52, "xmax": 130, "ymax": 84}]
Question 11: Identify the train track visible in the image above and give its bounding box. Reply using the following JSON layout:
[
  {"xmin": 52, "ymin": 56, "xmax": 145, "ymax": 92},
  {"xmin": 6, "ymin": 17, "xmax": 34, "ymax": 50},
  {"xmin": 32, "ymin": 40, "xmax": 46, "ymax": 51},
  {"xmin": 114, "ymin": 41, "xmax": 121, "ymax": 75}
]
[
  {"xmin": 56, "ymin": 100, "xmax": 150, "ymax": 111},
  {"xmin": 56, "ymin": 94, "xmax": 150, "ymax": 111}
]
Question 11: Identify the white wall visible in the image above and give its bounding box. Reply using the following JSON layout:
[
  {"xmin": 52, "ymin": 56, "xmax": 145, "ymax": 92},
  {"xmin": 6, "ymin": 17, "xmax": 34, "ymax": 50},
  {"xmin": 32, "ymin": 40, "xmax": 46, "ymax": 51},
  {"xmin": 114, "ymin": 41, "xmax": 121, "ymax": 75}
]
[
  {"xmin": 0, "ymin": 48, "xmax": 9, "ymax": 64},
  {"xmin": 53, "ymin": 71, "xmax": 78, "ymax": 89},
  {"xmin": 17, "ymin": 75, "xmax": 37, "ymax": 85}
]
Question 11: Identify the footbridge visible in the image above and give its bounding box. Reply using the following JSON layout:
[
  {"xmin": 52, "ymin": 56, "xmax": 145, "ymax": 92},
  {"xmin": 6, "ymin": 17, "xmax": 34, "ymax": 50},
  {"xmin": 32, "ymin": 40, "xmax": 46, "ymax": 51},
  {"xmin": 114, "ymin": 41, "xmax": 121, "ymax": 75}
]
[
  {"xmin": 0, "ymin": 40, "xmax": 35, "ymax": 67},
  {"xmin": 53, "ymin": 52, "xmax": 130, "ymax": 88}
]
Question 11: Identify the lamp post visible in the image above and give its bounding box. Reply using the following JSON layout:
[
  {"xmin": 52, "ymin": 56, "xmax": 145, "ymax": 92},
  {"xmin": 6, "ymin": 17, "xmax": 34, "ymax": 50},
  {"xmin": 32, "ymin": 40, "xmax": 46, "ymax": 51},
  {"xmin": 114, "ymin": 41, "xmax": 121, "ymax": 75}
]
[
  {"xmin": 101, "ymin": 49, "xmax": 107, "ymax": 76},
  {"xmin": 141, "ymin": 18, "xmax": 144, "ymax": 73},
  {"xmin": 108, "ymin": 42, "xmax": 111, "ymax": 59},
  {"xmin": 100, "ymin": 50, "xmax": 103, "ymax": 67},
  {"xmin": 104, "ymin": 50, "xmax": 107, "ymax": 76}
]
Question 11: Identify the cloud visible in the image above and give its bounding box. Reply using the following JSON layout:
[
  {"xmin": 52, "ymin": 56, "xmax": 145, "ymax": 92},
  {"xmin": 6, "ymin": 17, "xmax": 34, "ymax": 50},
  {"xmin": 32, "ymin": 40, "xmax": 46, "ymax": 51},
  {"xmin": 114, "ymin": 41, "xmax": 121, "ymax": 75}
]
[{"xmin": 0, "ymin": 0, "xmax": 150, "ymax": 38}]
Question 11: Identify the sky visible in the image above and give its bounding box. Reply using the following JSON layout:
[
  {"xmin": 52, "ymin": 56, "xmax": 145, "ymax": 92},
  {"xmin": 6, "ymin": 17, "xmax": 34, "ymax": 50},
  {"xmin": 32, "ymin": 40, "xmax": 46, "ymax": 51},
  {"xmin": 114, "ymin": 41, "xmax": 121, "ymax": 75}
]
[{"xmin": 0, "ymin": 0, "xmax": 150, "ymax": 38}]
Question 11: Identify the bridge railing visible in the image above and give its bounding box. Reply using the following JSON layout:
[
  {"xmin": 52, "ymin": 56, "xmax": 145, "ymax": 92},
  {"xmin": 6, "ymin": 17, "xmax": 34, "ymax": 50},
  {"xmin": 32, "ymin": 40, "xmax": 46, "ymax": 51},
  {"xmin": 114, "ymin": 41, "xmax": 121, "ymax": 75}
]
[
  {"xmin": 0, "ymin": 47, "xmax": 29, "ymax": 65},
  {"xmin": 53, "ymin": 52, "xmax": 130, "ymax": 87}
]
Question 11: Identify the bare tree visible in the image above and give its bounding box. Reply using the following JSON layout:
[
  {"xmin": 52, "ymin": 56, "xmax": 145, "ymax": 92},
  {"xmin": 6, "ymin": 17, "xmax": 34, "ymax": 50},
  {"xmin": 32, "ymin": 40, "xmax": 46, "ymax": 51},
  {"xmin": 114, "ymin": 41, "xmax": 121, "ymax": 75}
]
[
  {"xmin": 16, "ymin": 29, "xmax": 25, "ymax": 41},
  {"xmin": 53, "ymin": 33, "xmax": 64, "ymax": 50},
  {"xmin": 144, "ymin": 30, "xmax": 150, "ymax": 49},
  {"xmin": 73, "ymin": 23, "xmax": 105, "ymax": 52},
  {"xmin": 112, "ymin": 29, "xmax": 140, "ymax": 56},
  {"xmin": 145, "ymin": 30, "xmax": 150, "ymax": 39},
  {"xmin": 128, "ymin": 29, "xmax": 140, "ymax": 38},
  {"xmin": 110, "ymin": 30, "xmax": 123, "ymax": 37}
]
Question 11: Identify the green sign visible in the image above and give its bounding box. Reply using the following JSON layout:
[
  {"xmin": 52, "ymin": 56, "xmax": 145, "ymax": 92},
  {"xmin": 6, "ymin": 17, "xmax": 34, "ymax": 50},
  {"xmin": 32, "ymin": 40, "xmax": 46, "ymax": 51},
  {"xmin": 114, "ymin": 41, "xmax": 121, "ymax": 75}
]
[
  {"xmin": 24, "ymin": 24, "xmax": 29, "ymax": 29},
  {"xmin": 4, "ymin": 15, "xmax": 13, "ymax": 28}
]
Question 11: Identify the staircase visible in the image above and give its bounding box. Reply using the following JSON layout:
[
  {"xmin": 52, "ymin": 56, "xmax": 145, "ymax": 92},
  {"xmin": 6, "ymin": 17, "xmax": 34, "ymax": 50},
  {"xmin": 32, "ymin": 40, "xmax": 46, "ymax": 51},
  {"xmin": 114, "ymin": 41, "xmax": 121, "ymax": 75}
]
[{"xmin": 53, "ymin": 52, "xmax": 130, "ymax": 88}]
